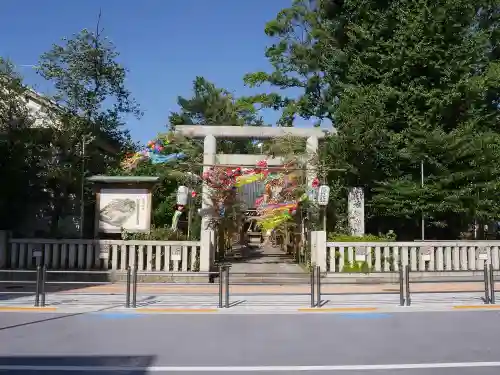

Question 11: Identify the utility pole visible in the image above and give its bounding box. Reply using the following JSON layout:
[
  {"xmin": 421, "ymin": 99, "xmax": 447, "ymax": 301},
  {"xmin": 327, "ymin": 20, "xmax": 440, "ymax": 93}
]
[
  {"xmin": 79, "ymin": 136, "xmax": 86, "ymax": 238},
  {"xmin": 421, "ymin": 160, "xmax": 425, "ymax": 240}
]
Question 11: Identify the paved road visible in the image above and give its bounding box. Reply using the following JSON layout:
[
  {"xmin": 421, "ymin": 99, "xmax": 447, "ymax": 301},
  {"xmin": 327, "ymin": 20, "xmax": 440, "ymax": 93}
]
[{"xmin": 1, "ymin": 309, "xmax": 500, "ymax": 374}]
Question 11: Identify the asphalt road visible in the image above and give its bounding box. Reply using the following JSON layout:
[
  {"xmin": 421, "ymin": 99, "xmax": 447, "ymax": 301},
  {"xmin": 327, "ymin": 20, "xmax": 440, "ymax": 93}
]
[{"xmin": 1, "ymin": 310, "xmax": 500, "ymax": 374}]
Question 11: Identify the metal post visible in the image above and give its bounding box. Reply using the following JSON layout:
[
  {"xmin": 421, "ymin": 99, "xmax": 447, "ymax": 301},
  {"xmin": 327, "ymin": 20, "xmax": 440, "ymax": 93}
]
[
  {"xmin": 34, "ymin": 265, "xmax": 41, "ymax": 307},
  {"xmin": 490, "ymin": 264, "xmax": 496, "ymax": 304},
  {"xmin": 224, "ymin": 266, "xmax": 230, "ymax": 308},
  {"xmin": 218, "ymin": 266, "xmax": 223, "ymax": 308},
  {"xmin": 125, "ymin": 267, "xmax": 131, "ymax": 308},
  {"xmin": 310, "ymin": 266, "xmax": 315, "ymax": 308},
  {"xmin": 399, "ymin": 262, "xmax": 404, "ymax": 306},
  {"xmin": 405, "ymin": 265, "xmax": 411, "ymax": 306},
  {"xmin": 132, "ymin": 266, "xmax": 138, "ymax": 308},
  {"xmin": 40, "ymin": 265, "xmax": 46, "ymax": 307},
  {"xmin": 484, "ymin": 263, "xmax": 490, "ymax": 304},
  {"xmin": 316, "ymin": 265, "xmax": 321, "ymax": 308}
]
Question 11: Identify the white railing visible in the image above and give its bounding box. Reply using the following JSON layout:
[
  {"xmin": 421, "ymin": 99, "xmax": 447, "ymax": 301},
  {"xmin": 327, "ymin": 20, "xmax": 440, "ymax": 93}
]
[
  {"xmin": 326, "ymin": 241, "xmax": 500, "ymax": 272},
  {"xmin": 6, "ymin": 239, "xmax": 201, "ymax": 272}
]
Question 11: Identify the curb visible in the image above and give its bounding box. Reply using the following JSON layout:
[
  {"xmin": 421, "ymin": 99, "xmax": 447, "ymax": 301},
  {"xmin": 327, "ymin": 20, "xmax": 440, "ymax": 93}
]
[
  {"xmin": 134, "ymin": 308, "xmax": 219, "ymax": 313},
  {"xmin": 453, "ymin": 305, "xmax": 500, "ymax": 310},
  {"xmin": 0, "ymin": 306, "xmax": 57, "ymax": 312},
  {"xmin": 297, "ymin": 307, "xmax": 379, "ymax": 312}
]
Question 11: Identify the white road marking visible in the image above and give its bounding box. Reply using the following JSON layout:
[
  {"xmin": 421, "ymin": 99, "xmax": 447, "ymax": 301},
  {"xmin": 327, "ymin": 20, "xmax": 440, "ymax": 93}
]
[{"xmin": 0, "ymin": 362, "xmax": 500, "ymax": 372}]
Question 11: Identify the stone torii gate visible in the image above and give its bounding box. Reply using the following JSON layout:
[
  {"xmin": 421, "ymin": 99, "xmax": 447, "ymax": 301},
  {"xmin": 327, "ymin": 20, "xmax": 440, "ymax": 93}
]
[{"xmin": 174, "ymin": 125, "xmax": 327, "ymax": 271}]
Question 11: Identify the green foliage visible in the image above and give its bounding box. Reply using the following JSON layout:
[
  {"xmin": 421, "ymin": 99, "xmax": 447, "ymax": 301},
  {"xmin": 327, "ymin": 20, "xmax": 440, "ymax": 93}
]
[
  {"xmin": 7, "ymin": 0, "xmax": 500, "ymax": 243},
  {"xmin": 122, "ymin": 226, "xmax": 187, "ymax": 241},
  {"xmin": 328, "ymin": 231, "xmax": 396, "ymax": 242},
  {"xmin": 31, "ymin": 25, "xmax": 141, "ymax": 236},
  {"xmin": 169, "ymin": 76, "xmax": 266, "ymax": 153},
  {"xmin": 341, "ymin": 261, "xmax": 371, "ymax": 274},
  {"xmin": 37, "ymin": 26, "xmax": 142, "ymax": 130},
  {"xmin": 328, "ymin": 232, "xmax": 395, "ymax": 273},
  {"xmin": 252, "ymin": 0, "xmax": 500, "ymax": 239},
  {"xmin": 0, "ymin": 59, "xmax": 52, "ymax": 230},
  {"xmin": 328, "ymin": 232, "xmax": 396, "ymax": 273},
  {"xmin": 243, "ymin": 0, "xmax": 334, "ymax": 126},
  {"xmin": 324, "ymin": 0, "xmax": 500, "ymax": 238},
  {"xmin": 1, "ymin": 20, "xmax": 140, "ymax": 237}
]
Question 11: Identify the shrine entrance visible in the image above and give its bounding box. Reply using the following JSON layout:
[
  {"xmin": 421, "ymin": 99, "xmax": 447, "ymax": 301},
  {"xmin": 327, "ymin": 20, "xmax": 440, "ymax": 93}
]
[{"xmin": 174, "ymin": 125, "xmax": 326, "ymax": 273}]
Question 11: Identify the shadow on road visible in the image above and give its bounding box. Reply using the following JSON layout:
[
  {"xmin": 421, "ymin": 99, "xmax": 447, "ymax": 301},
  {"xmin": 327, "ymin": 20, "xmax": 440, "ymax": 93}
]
[
  {"xmin": 0, "ymin": 306, "xmax": 117, "ymax": 332},
  {"xmin": 0, "ymin": 355, "xmax": 156, "ymax": 374}
]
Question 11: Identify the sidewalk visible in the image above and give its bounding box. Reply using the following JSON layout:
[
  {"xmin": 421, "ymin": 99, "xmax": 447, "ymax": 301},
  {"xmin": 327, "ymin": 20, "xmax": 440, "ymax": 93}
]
[
  {"xmin": 1, "ymin": 280, "xmax": 495, "ymax": 295},
  {"xmin": 1, "ymin": 267, "xmax": 496, "ymax": 310},
  {"xmin": 0, "ymin": 291, "xmax": 493, "ymax": 311}
]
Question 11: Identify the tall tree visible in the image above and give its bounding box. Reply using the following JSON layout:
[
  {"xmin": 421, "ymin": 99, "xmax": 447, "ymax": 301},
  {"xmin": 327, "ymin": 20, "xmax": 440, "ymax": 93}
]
[
  {"xmin": 36, "ymin": 17, "xmax": 141, "ymax": 236},
  {"xmin": 323, "ymin": 0, "xmax": 500, "ymax": 238},
  {"xmin": 0, "ymin": 58, "xmax": 51, "ymax": 231},
  {"xmin": 169, "ymin": 76, "xmax": 266, "ymax": 153},
  {"xmin": 250, "ymin": 0, "xmax": 500, "ymax": 238},
  {"xmin": 243, "ymin": 0, "xmax": 334, "ymax": 126}
]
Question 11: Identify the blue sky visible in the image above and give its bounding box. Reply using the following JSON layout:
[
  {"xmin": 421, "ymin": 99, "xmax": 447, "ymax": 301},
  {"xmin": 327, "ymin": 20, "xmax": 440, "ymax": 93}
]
[{"xmin": 0, "ymin": 0, "xmax": 318, "ymax": 144}]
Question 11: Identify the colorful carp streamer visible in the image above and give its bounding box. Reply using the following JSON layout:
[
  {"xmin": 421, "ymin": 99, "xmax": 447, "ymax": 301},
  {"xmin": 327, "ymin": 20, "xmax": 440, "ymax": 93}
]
[
  {"xmin": 250, "ymin": 158, "xmax": 317, "ymax": 231},
  {"xmin": 201, "ymin": 158, "xmax": 317, "ymax": 230},
  {"xmin": 121, "ymin": 135, "xmax": 186, "ymax": 171},
  {"xmin": 202, "ymin": 161, "xmax": 269, "ymax": 191},
  {"xmin": 121, "ymin": 137, "xmax": 318, "ymax": 232},
  {"xmin": 255, "ymin": 194, "xmax": 309, "ymax": 231}
]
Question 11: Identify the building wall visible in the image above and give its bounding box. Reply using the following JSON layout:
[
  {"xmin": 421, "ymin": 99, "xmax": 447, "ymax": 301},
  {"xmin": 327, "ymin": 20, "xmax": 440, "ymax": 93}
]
[{"xmin": 24, "ymin": 92, "xmax": 52, "ymax": 128}]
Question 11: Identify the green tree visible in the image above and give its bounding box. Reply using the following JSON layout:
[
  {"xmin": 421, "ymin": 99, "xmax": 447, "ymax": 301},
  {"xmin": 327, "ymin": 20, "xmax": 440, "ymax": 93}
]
[
  {"xmin": 324, "ymin": 0, "xmax": 500, "ymax": 238},
  {"xmin": 250, "ymin": 0, "xmax": 500, "ymax": 239},
  {"xmin": 35, "ymin": 20, "xmax": 141, "ymax": 236},
  {"xmin": 169, "ymin": 76, "xmax": 266, "ymax": 153},
  {"xmin": 243, "ymin": 0, "xmax": 334, "ymax": 126},
  {"xmin": 116, "ymin": 77, "xmax": 272, "ymax": 240},
  {"xmin": 0, "ymin": 58, "xmax": 51, "ymax": 231}
]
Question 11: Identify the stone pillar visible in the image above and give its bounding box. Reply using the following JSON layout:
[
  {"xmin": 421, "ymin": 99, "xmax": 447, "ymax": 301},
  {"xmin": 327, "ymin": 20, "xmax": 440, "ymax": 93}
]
[
  {"xmin": 200, "ymin": 135, "xmax": 216, "ymax": 272},
  {"xmin": 348, "ymin": 187, "xmax": 365, "ymax": 236},
  {"xmin": 304, "ymin": 136, "xmax": 319, "ymax": 253},
  {"xmin": 306, "ymin": 136, "xmax": 318, "ymax": 188},
  {"xmin": 310, "ymin": 230, "xmax": 327, "ymax": 271}
]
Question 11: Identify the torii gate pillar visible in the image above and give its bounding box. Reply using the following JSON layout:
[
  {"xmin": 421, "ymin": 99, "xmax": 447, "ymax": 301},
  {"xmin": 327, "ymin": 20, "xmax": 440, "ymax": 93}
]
[{"xmin": 200, "ymin": 134, "xmax": 216, "ymax": 272}]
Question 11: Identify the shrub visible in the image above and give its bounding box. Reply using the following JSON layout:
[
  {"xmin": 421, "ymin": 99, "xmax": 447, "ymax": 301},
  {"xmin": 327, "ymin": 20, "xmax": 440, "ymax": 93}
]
[
  {"xmin": 122, "ymin": 226, "xmax": 188, "ymax": 241},
  {"xmin": 328, "ymin": 230, "xmax": 396, "ymax": 242},
  {"xmin": 327, "ymin": 231, "xmax": 396, "ymax": 273}
]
